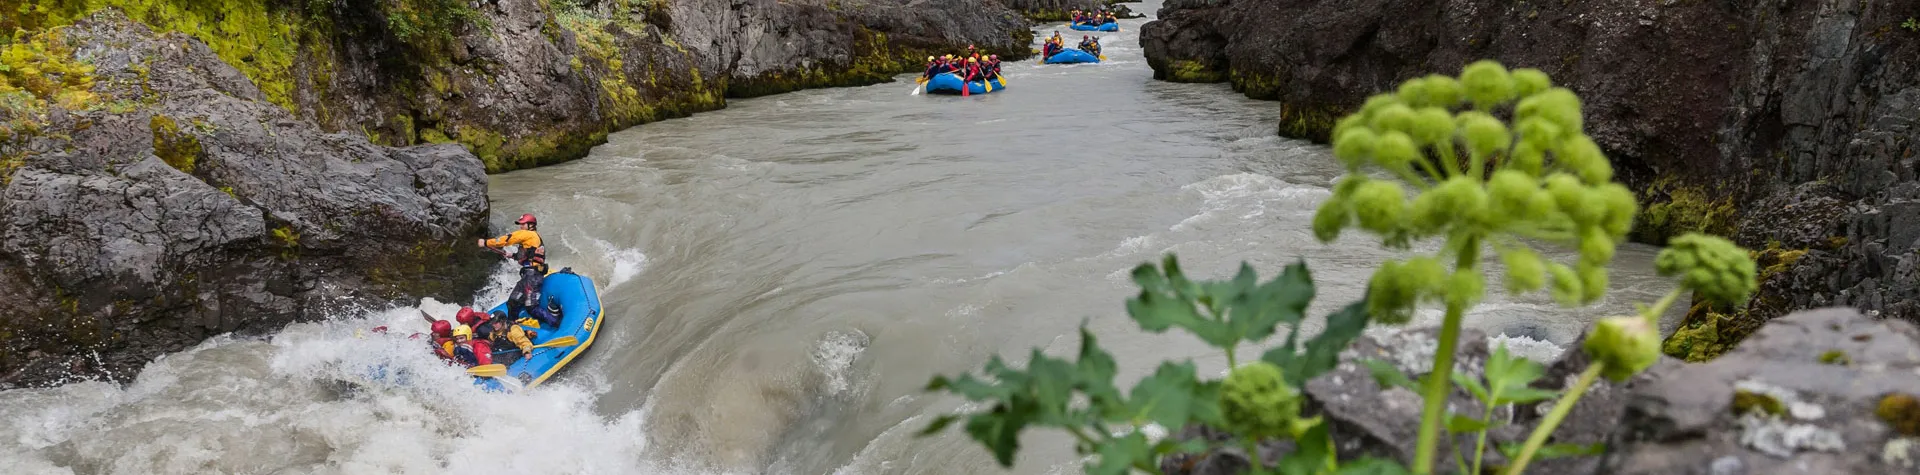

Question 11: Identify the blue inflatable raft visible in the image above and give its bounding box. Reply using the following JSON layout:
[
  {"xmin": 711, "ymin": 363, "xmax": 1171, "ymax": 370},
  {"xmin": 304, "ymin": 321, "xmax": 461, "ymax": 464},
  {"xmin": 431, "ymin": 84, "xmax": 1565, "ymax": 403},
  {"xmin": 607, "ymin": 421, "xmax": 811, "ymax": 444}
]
[
  {"xmin": 1044, "ymin": 49, "xmax": 1101, "ymax": 64},
  {"xmin": 924, "ymin": 72, "xmax": 1005, "ymax": 95},
  {"xmin": 1070, "ymin": 22, "xmax": 1119, "ymax": 32},
  {"xmin": 473, "ymin": 267, "xmax": 604, "ymax": 391}
]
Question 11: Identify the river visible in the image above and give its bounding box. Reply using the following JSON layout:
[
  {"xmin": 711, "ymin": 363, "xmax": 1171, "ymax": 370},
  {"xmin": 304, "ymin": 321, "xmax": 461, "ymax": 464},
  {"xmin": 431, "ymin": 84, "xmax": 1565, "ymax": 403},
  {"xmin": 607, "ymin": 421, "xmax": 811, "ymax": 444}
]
[{"xmin": 0, "ymin": 2, "xmax": 1680, "ymax": 474}]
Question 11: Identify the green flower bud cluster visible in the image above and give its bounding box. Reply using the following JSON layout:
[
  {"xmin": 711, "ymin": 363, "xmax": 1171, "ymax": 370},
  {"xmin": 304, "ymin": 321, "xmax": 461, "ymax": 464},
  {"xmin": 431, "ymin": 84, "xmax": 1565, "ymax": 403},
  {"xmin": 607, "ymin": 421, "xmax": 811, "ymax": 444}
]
[
  {"xmin": 1583, "ymin": 315, "xmax": 1661, "ymax": 381},
  {"xmin": 1220, "ymin": 361, "xmax": 1314, "ymax": 439},
  {"xmin": 1654, "ymin": 233, "xmax": 1760, "ymax": 306},
  {"xmin": 1317, "ymin": 60, "xmax": 1641, "ymax": 318}
]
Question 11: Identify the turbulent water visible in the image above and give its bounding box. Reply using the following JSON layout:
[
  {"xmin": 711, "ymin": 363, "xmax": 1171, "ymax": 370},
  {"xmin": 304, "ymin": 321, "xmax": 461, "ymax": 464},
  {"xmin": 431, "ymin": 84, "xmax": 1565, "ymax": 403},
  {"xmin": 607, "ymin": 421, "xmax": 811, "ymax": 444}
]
[{"xmin": 0, "ymin": 2, "xmax": 1682, "ymax": 474}]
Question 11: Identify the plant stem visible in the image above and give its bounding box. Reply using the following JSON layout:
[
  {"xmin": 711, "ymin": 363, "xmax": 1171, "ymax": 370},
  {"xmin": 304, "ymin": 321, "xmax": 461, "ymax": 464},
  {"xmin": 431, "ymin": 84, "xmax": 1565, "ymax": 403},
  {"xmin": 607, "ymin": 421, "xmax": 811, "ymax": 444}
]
[
  {"xmin": 1225, "ymin": 346, "xmax": 1238, "ymax": 369},
  {"xmin": 1501, "ymin": 363, "xmax": 1604, "ymax": 475},
  {"xmin": 1436, "ymin": 143, "xmax": 1463, "ymax": 179},
  {"xmin": 1643, "ymin": 288, "xmax": 1684, "ymax": 323},
  {"xmin": 1245, "ymin": 438, "xmax": 1266, "ymax": 475},
  {"xmin": 1412, "ymin": 301, "xmax": 1467, "ymax": 474},
  {"xmin": 1471, "ymin": 400, "xmax": 1497, "ymax": 474}
]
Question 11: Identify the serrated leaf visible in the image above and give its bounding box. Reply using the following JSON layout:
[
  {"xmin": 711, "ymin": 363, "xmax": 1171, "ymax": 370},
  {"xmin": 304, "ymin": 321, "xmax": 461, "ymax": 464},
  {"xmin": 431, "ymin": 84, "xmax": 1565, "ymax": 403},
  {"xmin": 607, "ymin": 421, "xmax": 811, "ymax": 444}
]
[
  {"xmin": 965, "ymin": 404, "xmax": 1028, "ymax": 467},
  {"xmin": 1452, "ymin": 370, "xmax": 1491, "ymax": 405},
  {"xmin": 1124, "ymin": 361, "xmax": 1206, "ymax": 429},
  {"xmin": 1127, "ymin": 261, "xmax": 1235, "ymax": 346},
  {"xmin": 1290, "ymin": 298, "xmax": 1369, "ymax": 384},
  {"xmin": 1497, "ymin": 387, "xmax": 1560, "ymax": 405},
  {"xmin": 1445, "ymin": 413, "xmax": 1491, "ymax": 432},
  {"xmin": 1025, "ymin": 349, "xmax": 1078, "ymax": 424},
  {"xmin": 1075, "ymin": 325, "xmax": 1124, "ymax": 407},
  {"xmin": 1276, "ymin": 421, "xmax": 1335, "ymax": 475},
  {"xmin": 918, "ymin": 414, "xmax": 959, "ymax": 437},
  {"xmin": 1088, "ymin": 431, "xmax": 1154, "ymax": 475},
  {"xmin": 1358, "ymin": 358, "xmax": 1418, "ymax": 391},
  {"xmin": 1484, "ymin": 343, "xmax": 1547, "ymax": 393},
  {"xmin": 1224, "ymin": 261, "xmax": 1315, "ymax": 345}
]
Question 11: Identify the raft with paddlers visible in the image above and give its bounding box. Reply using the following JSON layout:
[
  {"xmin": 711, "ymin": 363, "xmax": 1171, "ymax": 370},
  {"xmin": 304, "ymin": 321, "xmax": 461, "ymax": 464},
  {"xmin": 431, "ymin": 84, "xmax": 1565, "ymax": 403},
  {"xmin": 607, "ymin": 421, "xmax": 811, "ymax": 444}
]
[
  {"xmin": 465, "ymin": 267, "xmax": 604, "ymax": 392},
  {"xmin": 1070, "ymin": 22, "xmax": 1119, "ymax": 32},
  {"xmin": 923, "ymin": 72, "xmax": 1005, "ymax": 96},
  {"xmin": 1044, "ymin": 49, "xmax": 1101, "ymax": 64}
]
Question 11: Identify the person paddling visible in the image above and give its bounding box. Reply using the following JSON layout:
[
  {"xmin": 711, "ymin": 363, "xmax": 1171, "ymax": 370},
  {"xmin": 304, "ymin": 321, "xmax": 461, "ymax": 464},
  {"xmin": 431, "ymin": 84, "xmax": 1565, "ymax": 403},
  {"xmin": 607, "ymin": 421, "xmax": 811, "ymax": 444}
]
[
  {"xmin": 484, "ymin": 315, "xmax": 535, "ymax": 364},
  {"xmin": 480, "ymin": 213, "xmax": 546, "ymax": 270}
]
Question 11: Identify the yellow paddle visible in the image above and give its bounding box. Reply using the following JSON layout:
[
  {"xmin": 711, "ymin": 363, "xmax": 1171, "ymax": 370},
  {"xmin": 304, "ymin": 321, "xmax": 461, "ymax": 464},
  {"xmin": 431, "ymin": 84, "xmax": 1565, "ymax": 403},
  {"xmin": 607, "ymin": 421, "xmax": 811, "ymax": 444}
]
[
  {"xmin": 467, "ymin": 364, "xmax": 507, "ymax": 378},
  {"xmin": 532, "ymin": 336, "xmax": 578, "ymax": 348}
]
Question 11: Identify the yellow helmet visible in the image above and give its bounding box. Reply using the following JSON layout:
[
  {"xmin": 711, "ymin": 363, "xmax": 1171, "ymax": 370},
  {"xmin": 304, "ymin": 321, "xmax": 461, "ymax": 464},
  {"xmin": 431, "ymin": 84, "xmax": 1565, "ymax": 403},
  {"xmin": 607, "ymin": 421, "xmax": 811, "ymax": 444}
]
[
  {"xmin": 926, "ymin": 56, "xmax": 934, "ymax": 61},
  {"xmin": 944, "ymin": 54, "xmax": 953, "ymax": 59},
  {"xmin": 453, "ymin": 324, "xmax": 472, "ymax": 338}
]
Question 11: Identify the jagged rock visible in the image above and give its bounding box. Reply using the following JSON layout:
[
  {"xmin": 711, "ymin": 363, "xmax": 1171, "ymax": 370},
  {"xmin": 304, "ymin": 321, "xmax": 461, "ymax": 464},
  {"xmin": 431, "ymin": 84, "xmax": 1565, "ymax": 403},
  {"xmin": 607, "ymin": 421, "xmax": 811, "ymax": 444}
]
[
  {"xmin": 1138, "ymin": 0, "xmax": 1920, "ymax": 334},
  {"xmin": 1603, "ymin": 308, "xmax": 1920, "ymax": 474},
  {"xmin": 0, "ymin": 13, "xmax": 494, "ymax": 387},
  {"xmin": 994, "ymin": 0, "xmax": 1138, "ymax": 21}
]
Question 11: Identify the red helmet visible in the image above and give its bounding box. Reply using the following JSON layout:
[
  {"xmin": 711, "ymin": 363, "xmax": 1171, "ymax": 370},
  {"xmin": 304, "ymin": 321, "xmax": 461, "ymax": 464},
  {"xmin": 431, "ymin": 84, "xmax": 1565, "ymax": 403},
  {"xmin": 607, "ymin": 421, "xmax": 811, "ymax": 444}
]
[
  {"xmin": 456, "ymin": 307, "xmax": 479, "ymax": 326},
  {"xmin": 515, "ymin": 214, "xmax": 537, "ymax": 225},
  {"xmin": 431, "ymin": 319, "xmax": 452, "ymax": 337}
]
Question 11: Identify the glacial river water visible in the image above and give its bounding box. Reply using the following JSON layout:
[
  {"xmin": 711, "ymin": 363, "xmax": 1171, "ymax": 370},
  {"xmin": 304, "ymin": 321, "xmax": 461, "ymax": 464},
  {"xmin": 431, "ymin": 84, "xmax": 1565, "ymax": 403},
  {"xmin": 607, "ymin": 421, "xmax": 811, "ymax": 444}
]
[{"xmin": 0, "ymin": 2, "xmax": 1681, "ymax": 474}]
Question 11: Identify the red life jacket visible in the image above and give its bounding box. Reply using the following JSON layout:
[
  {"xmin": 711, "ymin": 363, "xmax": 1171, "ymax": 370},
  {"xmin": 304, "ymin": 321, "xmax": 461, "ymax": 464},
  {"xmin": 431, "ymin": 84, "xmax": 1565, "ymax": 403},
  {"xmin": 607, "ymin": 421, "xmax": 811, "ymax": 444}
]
[{"xmin": 467, "ymin": 340, "xmax": 493, "ymax": 366}]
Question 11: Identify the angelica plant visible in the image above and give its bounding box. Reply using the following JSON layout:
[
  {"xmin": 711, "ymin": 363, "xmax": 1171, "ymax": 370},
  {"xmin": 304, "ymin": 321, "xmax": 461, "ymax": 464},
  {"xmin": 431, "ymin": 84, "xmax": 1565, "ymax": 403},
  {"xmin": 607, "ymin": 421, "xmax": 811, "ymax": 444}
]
[
  {"xmin": 1317, "ymin": 60, "xmax": 1757, "ymax": 474},
  {"xmin": 920, "ymin": 258, "xmax": 1386, "ymax": 474}
]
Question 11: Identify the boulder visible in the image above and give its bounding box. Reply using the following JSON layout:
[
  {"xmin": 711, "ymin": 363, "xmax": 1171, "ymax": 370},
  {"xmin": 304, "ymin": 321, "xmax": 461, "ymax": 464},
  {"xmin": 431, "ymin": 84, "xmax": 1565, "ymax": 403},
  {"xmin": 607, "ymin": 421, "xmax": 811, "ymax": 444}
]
[{"xmin": 0, "ymin": 13, "xmax": 494, "ymax": 387}]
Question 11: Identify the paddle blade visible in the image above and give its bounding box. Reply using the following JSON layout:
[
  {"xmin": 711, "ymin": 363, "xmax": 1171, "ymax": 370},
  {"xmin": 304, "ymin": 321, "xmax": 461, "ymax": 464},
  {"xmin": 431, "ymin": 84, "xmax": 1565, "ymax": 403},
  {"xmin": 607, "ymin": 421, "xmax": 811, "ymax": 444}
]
[
  {"xmin": 467, "ymin": 364, "xmax": 507, "ymax": 378},
  {"xmin": 533, "ymin": 336, "xmax": 579, "ymax": 349}
]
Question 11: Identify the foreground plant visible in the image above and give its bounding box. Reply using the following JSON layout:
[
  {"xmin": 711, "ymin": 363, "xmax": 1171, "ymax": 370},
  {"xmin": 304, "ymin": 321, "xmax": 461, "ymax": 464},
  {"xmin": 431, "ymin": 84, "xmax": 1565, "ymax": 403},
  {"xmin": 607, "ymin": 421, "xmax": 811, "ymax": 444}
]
[
  {"xmin": 919, "ymin": 258, "xmax": 1391, "ymax": 474},
  {"xmin": 1316, "ymin": 60, "xmax": 1756, "ymax": 474}
]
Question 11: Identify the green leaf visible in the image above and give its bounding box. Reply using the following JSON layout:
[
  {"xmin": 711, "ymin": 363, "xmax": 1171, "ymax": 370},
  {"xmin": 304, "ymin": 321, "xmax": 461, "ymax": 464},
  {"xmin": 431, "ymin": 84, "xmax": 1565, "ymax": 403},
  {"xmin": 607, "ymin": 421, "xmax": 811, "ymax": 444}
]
[
  {"xmin": 1445, "ymin": 413, "xmax": 1491, "ymax": 432},
  {"xmin": 1496, "ymin": 442, "xmax": 1605, "ymax": 461},
  {"xmin": 1088, "ymin": 431, "xmax": 1154, "ymax": 475},
  {"xmin": 1024, "ymin": 349, "xmax": 1079, "ymax": 424},
  {"xmin": 1452, "ymin": 369, "xmax": 1490, "ymax": 405},
  {"xmin": 1124, "ymin": 361, "xmax": 1211, "ymax": 429},
  {"xmin": 1262, "ymin": 299, "xmax": 1373, "ymax": 387},
  {"xmin": 965, "ymin": 404, "xmax": 1029, "ymax": 467},
  {"xmin": 1497, "ymin": 387, "xmax": 1560, "ymax": 405},
  {"xmin": 1127, "ymin": 260, "xmax": 1235, "ymax": 346},
  {"xmin": 1336, "ymin": 457, "xmax": 1414, "ymax": 475},
  {"xmin": 1358, "ymin": 358, "xmax": 1418, "ymax": 391},
  {"xmin": 1225, "ymin": 261, "xmax": 1315, "ymax": 343},
  {"xmin": 918, "ymin": 414, "xmax": 959, "ymax": 436},
  {"xmin": 1075, "ymin": 325, "xmax": 1125, "ymax": 408},
  {"xmin": 1276, "ymin": 421, "xmax": 1335, "ymax": 475}
]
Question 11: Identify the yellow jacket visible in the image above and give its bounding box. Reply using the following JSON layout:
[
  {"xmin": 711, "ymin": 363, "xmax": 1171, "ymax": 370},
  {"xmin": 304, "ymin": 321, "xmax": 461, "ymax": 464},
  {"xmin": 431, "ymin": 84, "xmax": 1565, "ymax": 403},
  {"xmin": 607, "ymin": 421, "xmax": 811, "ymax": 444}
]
[
  {"xmin": 484, "ymin": 229, "xmax": 542, "ymax": 250},
  {"xmin": 502, "ymin": 325, "xmax": 533, "ymax": 354}
]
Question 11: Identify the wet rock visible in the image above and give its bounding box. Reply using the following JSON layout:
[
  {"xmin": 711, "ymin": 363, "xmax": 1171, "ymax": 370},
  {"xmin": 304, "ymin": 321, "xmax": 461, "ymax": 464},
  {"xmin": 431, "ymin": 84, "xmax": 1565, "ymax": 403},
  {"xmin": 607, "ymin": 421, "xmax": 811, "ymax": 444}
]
[
  {"xmin": 1138, "ymin": 0, "xmax": 1920, "ymax": 331},
  {"xmin": 1602, "ymin": 308, "xmax": 1920, "ymax": 474},
  {"xmin": 0, "ymin": 14, "xmax": 495, "ymax": 387}
]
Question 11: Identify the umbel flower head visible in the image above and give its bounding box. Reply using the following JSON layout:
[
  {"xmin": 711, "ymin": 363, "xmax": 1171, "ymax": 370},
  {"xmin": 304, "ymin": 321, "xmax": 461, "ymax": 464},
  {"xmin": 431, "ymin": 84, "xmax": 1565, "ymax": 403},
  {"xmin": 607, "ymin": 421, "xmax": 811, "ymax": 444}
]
[
  {"xmin": 1220, "ymin": 362, "xmax": 1315, "ymax": 439},
  {"xmin": 1315, "ymin": 60, "xmax": 1638, "ymax": 321},
  {"xmin": 1655, "ymin": 233, "xmax": 1760, "ymax": 306}
]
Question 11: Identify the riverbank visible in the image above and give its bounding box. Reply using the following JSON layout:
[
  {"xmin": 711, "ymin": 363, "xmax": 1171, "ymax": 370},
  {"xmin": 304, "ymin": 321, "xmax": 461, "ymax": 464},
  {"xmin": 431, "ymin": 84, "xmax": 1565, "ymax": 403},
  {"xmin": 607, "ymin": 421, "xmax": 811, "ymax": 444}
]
[
  {"xmin": 1139, "ymin": 0, "xmax": 1920, "ymax": 355},
  {"xmin": 0, "ymin": 0, "xmax": 1037, "ymax": 388}
]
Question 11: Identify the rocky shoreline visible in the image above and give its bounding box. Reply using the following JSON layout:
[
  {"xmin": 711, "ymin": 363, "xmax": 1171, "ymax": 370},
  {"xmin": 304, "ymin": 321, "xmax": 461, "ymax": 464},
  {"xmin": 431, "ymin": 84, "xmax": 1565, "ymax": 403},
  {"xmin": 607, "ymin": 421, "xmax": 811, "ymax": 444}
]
[
  {"xmin": 1162, "ymin": 307, "xmax": 1920, "ymax": 474},
  {"xmin": 1140, "ymin": 0, "xmax": 1920, "ymax": 355},
  {"xmin": 0, "ymin": 0, "xmax": 1038, "ymax": 388}
]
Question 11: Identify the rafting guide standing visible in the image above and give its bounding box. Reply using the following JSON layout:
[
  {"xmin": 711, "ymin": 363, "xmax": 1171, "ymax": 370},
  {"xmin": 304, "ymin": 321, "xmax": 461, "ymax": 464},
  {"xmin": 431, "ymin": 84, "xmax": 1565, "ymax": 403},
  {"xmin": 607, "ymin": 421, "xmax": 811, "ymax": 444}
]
[{"xmin": 480, "ymin": 213, "xmax": 561, "ymax": 327}]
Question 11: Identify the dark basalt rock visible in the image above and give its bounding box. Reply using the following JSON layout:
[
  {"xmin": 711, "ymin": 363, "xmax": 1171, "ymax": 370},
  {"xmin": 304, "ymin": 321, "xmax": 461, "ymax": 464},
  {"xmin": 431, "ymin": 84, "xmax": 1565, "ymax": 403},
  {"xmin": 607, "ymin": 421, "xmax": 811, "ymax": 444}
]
[
  {"xmin": 0, "ymin": 14, "xmax": 495, "ymax": 388},
  {"xmin": 1138, "ymin": 0, "xmax": 1920, "ymax": 333}
]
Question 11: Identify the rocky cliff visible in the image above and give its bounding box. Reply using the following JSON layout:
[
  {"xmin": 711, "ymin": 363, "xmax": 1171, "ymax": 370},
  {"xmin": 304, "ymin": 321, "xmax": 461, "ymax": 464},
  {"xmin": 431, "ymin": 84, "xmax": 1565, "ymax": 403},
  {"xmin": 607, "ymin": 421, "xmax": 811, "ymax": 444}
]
[
  {"xmin": 2, "ymin": 0, "xmax": 1035, "ymax": 173},
  {"xmin": 1141, "ymin": 0, "xmax": 1920, "ymax": 351},
  {"xmin": 0, "ymin": 13, "xmax": 496, "ymax": 386},
  {"xmin": 0, "ymin": 0, "xmax": 1033, "ymax": 387}
]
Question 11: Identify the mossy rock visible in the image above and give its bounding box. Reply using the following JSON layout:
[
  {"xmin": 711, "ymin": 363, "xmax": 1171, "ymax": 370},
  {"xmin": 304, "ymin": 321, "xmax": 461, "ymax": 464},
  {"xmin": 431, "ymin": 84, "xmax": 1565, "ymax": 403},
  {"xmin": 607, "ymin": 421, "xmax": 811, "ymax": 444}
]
[{"xmin": 1167, "ymin": 60, "xmax": 1226, "ymax": 83}]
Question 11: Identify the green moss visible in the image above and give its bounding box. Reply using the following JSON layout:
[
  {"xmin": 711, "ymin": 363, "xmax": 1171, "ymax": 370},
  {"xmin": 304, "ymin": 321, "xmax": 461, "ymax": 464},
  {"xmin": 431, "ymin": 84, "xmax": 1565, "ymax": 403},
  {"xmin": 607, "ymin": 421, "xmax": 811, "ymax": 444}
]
[
  {"xmin": 1167, "ymin": 60, "xmax": 1225, "ymax": 83},
  {"xmin": 1662, "ymin": 307, "xmax": 1732, "ymax": 362},
  {"xmin": 419, "ymin": 127, "xmax": 451, "ymax": 144},
  {"xmin": 1230, "ymin": 70, "xmax": 1283, "ymax": 100},
  {"xmin": 1818, "ymin": 350, "xmax": 1851, "ymax": 365},
  {"xmin": 1276, "ymin": 102, "xmax": 1348, "ymax": 144},
  {"xmin": 1732, "ymin": 389, "xmax": 1787, "ymax": 416},
  {"xmin": 1880, "ymin": 393, "xmax": 1920, "ymax": 436},
  {"xmin": 1632, "ymin": 175, "xmax": 1739, "ymax": 245},
  {"xmin": 149, "ymin": 115, "xmax": 200, "ymax": 174}
]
